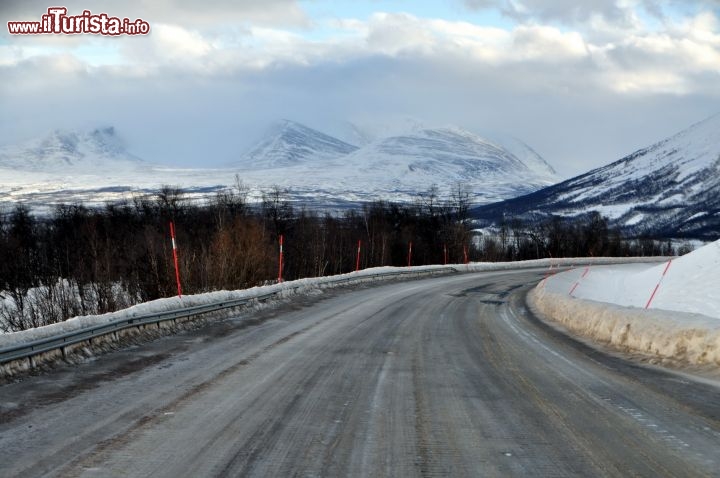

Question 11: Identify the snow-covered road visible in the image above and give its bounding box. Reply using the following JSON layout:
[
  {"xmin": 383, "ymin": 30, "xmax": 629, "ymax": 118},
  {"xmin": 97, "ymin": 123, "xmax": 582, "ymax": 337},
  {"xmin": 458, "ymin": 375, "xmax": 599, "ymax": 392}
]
[{"xmin": 1, "ymin": 270, "xmax": 719, "ymax": 477}]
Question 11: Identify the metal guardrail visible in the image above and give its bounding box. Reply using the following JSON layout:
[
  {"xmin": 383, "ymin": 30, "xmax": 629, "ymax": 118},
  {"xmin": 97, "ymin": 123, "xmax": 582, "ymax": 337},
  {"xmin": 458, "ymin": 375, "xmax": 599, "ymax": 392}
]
[{"xmin": 0, "ymin": 267, "xmax": 457, "ymax": 367}]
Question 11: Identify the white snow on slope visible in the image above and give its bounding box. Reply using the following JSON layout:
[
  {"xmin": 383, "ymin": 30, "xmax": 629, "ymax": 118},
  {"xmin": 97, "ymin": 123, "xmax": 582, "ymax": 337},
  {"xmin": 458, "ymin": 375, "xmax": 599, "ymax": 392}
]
[
  {"xmin": 249, "ymin": 126, "xmax": 560, "ymax": 203},
  {"xmin": 544, "ymin": 240, "xmax": 720, "ymax": 318},
  {"xmin": 589, "ymin": 113, "xmax": 720, "ymax": 188},
  {"xmin": 519, "ymin": 113, "xmax": 720, "ymax": 229},
  {"xmin": 0, "ymin": 127, "xmax": 148, "ymax": 174},
  {"xmin": 531, "ymin": 240, "xmax": 720, "ymax": 366},
  {"xmin": 235, "ymin": 119, "xmax": 359, "ymax": 170}
]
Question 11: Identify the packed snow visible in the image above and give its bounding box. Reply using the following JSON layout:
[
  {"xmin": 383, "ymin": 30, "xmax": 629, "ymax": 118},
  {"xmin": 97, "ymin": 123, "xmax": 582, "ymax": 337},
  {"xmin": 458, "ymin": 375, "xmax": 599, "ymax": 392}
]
[{"xmin": 531, "ymin": 240, "xmax": 720, "ymax": 366}]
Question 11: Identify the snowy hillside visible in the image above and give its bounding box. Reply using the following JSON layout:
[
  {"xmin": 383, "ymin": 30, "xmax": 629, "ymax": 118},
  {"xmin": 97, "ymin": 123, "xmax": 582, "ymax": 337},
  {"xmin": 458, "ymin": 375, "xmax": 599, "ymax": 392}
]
[
  {"xmin": 235, "ymin": 120, "xmax": 359, "ymax": 169},
  {"xmin": 0, "ymin": 127, "xmax": 149, "ymax": 173},
  {"xmin": 474, "ymin": 113, "xmax": 720, "ymax": 239}
]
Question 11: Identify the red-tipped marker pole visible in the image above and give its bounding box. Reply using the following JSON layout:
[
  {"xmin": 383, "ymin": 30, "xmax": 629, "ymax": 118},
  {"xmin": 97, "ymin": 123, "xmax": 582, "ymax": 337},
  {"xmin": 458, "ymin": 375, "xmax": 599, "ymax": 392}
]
[
  {"xmin": 278, "ymin": 234, "xmax": 284, "ymax": 283},
  {"xmin": 169, "ymin": 221, "xmax": 182, "ymax": 298},
  {"xmin": 645, "ymin": 259, "xmax": 673, "ymax": 309},
  {"xmin": 463, "ymin": 245, "xmax": 469, "ymax": 265}
]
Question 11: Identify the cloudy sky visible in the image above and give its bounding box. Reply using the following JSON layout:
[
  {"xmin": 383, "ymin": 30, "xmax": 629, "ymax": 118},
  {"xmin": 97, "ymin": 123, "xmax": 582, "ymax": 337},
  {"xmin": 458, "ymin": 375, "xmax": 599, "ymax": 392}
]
[{"xmin": 1, "ymin": 0, "xmax": 719, "ymax": 176}]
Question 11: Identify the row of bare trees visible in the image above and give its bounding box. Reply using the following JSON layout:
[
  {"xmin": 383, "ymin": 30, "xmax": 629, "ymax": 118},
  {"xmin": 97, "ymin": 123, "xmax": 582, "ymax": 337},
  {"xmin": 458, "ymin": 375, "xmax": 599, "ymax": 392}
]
[
  {"xmin": 486, "ymin": 212, "xmax": 680, "ymax": 262},
  {"xmin": 0, "ymin": 182, "xmax": 473, "ymax": 331}
]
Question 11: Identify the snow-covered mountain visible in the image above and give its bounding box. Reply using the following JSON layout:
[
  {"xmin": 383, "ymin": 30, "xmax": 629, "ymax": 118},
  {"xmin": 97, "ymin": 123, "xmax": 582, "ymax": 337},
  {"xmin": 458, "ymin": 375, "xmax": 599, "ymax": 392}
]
[
  {"xmin": 235, "ymin": 120, "xmax": 359, "ymax": 170},
  {"xmin": 0, "ymin": 127, "xmax": 148, "ymax": 173},
  {"xmin": 331, "ymin": 117, "xmax": 427, "ymax": 146},
  {"xmin": 228, "ymin": 122, "xmax": 560, "ymax": 204},
  {"xmin": 473, "ymin": 113, "xmax": 720, "ymax": 239},
  {"xmin": 308, "ymin": 126, "xmax": 558, "ymax": 195},
  {"xmin": 0, "ymin": 120, "xmax": 560, "ymax": 212}
]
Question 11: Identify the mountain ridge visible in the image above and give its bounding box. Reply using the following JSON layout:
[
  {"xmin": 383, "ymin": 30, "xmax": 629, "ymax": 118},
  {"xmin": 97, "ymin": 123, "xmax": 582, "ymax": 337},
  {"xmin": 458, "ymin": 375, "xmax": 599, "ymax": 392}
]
[
  {"xmin": 472, "ymin": 112, "xmax": 720, "ymax": 239},
  {"xmin": 215, "ymin": 119, "xmax": 563, "ymax": 204},
  {"xmin": 0, "ymin": 119, "xmax": 561, "ymax": 211}
]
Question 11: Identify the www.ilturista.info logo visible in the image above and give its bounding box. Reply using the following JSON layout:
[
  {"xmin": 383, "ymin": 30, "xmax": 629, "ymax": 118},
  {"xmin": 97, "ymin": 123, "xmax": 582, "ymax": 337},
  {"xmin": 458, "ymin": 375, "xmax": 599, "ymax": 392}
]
[{"xmin": 7, "ymin": 7, "xmax": 150, "ymax": 35}]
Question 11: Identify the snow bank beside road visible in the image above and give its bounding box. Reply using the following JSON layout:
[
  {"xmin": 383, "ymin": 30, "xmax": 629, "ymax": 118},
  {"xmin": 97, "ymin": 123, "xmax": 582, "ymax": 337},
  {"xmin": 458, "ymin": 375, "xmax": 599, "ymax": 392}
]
[
  {"xmin": 531, "ymin": 240, "xmax": 720, "ymax": 366},
  {"xmin": 0, "ymin": 265, "xmax": 438, "ymax": 348},
  {"xmin": 530, "ymin": 288, "xmax": 720, "ymax": 366},
  {"xmin": 542, "ymin": 240, "xmax": 720, "ymax": 318},
  {"xmin": 0, "ymin": 258, "xmax": 662, "ymax": 350}
]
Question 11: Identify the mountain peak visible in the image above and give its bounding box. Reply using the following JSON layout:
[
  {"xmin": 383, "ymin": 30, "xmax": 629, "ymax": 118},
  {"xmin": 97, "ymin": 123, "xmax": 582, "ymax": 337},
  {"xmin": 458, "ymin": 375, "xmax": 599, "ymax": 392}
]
[
  {"xmin": 345, "ymin": 126, "xmax": 558, "ymax": 186},
  {"xmin": 236, "ymin": 120, "xmax": 359, "ymax": 169},
  {"xmin": 0, "ymin": 126, "xmax": 146, "ymax": 173}
]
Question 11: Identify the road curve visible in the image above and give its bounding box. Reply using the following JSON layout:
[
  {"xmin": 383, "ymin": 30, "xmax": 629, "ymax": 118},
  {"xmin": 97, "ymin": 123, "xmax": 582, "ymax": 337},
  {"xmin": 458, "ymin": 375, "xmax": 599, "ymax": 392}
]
[{"xmin": 1, "ymin": 270, "xmax": 719, "ymax": 477}]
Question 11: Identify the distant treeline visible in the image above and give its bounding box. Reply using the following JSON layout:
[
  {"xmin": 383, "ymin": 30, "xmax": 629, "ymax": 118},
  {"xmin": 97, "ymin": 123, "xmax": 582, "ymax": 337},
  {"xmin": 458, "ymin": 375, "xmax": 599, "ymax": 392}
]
[{"xmin": 0, "ymin": 180, "xmax": 681, "ymax": 331}]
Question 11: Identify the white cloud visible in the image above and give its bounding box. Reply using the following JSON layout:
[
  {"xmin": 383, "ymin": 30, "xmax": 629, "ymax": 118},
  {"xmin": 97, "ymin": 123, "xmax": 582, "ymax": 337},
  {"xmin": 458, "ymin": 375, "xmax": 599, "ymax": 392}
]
[
  {"xmin": 510, "ymin": 25, "xmax": 588, "ymax": 60},
  {"xmin": 3, "ymin": 4, "xmax": 718, "ymax": 97},
  {"xmin": 117, "ymin": 23, "xmax": 214, "ymax": 71}
]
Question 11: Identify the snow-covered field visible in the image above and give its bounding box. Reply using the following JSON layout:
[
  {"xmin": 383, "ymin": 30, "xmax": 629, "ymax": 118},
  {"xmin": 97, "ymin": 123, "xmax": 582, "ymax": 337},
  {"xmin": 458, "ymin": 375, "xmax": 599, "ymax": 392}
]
[{"xmin": 531, "ymin": 240, "xmax": 720, "ymax": 366}]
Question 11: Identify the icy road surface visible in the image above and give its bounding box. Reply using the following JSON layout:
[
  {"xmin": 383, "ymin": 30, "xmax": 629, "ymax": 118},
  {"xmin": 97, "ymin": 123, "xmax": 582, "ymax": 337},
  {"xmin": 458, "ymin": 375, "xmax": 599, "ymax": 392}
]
[{"xmin": 1, "ymin": 270, "xmax": 719, "ymax": 477}]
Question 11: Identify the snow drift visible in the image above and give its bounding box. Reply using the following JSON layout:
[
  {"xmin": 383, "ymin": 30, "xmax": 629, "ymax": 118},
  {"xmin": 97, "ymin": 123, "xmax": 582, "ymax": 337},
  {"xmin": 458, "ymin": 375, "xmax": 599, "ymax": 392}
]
[{"xmin": 530, "ymin": 240, "xmax": 720, "ymax": 366}]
